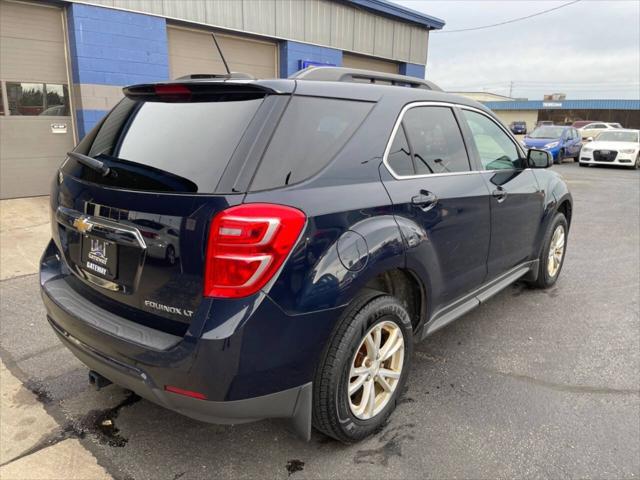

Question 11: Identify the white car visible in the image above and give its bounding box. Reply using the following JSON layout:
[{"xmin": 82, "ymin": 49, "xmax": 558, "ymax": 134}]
[
  {"xmin": 578, "ymin": 122, "xmax": 622, "ymax": 141},
  {"xmin": 579, "ymin": 129, "xmax": 639, "ymax": 169}
]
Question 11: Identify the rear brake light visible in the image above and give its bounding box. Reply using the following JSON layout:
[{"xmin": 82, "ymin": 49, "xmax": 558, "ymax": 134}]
[
  {"xmin": 154, "ymin": 84, "xmax": 191, "ymax": 100},
  {"xmin": 204, "ymin": 203, "xmax": 306, "ymax": 298},
  {"xmin": 141, "ymin": 231, "xmax": 158, "ymax": 239}
]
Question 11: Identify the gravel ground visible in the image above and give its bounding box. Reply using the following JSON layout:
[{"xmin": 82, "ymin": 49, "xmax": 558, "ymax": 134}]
[{"xmin": 1, "ymin": 162, "xmax": 638, "ymax": 480}]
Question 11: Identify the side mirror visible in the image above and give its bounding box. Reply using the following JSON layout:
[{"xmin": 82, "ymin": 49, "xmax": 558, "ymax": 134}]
[
  {"xmin": 587, "ymin": 137, "xmax": 594, "ymax": 142},
  {"xmin": 528, "ymin": 149, "xmax": 553, "ymax": 168}
]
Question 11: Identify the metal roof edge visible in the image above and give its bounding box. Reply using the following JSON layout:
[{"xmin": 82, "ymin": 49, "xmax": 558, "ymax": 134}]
[{"xmin": 346, "ymin": 0, "xmax": 446, "ymax": 30}]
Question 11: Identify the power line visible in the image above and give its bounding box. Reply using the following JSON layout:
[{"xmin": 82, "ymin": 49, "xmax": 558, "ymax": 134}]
[{"xmin": 435, "ymin": 0, "xmax": 582, "ymax": 34}]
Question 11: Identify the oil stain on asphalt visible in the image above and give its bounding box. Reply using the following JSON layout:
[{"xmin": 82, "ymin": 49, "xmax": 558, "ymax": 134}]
[{"xmin": 286, "ymin": 459, "xmax": 305, "ymax": 476}]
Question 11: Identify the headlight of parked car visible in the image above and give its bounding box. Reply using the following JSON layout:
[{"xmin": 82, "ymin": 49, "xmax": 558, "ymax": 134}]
[
  {"xmin": 582, "ymin": 147, "xmax": 593, "ymax": 153},
  {"xmin": 544, "ymin": 142, "xmax": 559, "ymax": 149},
  {"xmin": 620, "ymin": 148, "xmax": 637, "ymax": 154}
]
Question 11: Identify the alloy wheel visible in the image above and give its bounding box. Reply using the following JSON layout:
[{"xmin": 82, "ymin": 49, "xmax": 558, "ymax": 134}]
[
  {"xmin": 547, "ymin": 225, "xmax": 565, "ymax": 277},
  {"xmin": 348, "ymin": 320, "xmax": 404, "ymax": 420}
]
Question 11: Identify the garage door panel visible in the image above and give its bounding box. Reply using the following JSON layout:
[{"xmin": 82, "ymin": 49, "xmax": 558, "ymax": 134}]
[
  {"xmin": 0, "ymin": 1, "xmax": 65, "ymax": 43},
  {"xmin": 168, "ymin": 27, "xmax": 276, "ymax": 80},
  {"xmin": 0, "ymin": 155, "xmax": 61, "ymax": 198},
  {"xmin": 1, "ymin": 37, "xmax": 68, "ymax": 83},
  {"xmin": 343, "ymin": 53, "xmax": 398, "ymax": 74},
  {"xmin": 0, "ymin": 118, "xmax": 72, "ymax": 159}
]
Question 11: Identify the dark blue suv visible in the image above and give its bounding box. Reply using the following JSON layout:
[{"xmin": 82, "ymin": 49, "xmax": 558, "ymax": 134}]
[{"xmin": 40, "ymin": 67, "xmax": 572, "ymax": 443}]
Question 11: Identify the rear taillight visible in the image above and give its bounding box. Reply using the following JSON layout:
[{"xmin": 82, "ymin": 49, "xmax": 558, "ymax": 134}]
[
  {"xmin": 204, "ymin": 203, "xmax": 306, "ymax": 298},
  {"xmin": 141, "ymin": 231, "xmax": 158, "ymax": 239}
]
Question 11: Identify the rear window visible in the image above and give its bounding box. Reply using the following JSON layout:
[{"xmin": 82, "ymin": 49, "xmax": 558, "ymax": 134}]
[
  {"xmin": 249, "ymin": 96, "xmax": 373, "ymax": 191},
  {"xmin": 66, "ymin": 97, "xmax": 263, "ymax": 193}
]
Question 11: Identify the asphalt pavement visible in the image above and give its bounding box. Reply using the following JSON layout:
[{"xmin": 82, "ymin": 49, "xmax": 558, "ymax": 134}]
[{"xmin": 1, "ymin": 162, "xmax": 638, "ymax": 479}]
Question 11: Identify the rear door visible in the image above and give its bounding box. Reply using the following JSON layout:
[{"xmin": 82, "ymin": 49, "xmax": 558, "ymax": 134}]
[
  {"xmin": 460, "ymin": 108, "xmax": 543, "ymax": 279},
  {"xmin": 53, "ymin": 85, "xmax": 284, "ymax": 333},
  {"xmin": 381, "ymin": 104, "xmax": 491, "ymax": 307}
]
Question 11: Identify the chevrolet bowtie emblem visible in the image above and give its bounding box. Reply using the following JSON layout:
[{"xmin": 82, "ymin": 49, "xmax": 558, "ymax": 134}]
[{"xmin": 73, "ymin": 216, "xmax": 93, "ymax": 234}]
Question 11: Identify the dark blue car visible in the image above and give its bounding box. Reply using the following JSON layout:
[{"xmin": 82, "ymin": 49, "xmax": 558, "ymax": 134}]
[
  {"xmin": 40, "ymin": 67, "xmax": 572, "ymax": 443},
  {"xmin": 523, "ymin": 125, "xmax": 582, "ymax": 163}
]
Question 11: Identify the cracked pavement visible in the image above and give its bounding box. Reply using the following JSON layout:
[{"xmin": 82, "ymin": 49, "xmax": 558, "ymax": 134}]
[{"xmin": 0, "ymin": 162, "xmax": 638, "ymax": 479}]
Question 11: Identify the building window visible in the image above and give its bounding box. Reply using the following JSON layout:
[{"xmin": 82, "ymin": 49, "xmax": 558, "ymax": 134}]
[{"xmin": 5, "ymin": 82, "xmax": 69, "ymax": 116}]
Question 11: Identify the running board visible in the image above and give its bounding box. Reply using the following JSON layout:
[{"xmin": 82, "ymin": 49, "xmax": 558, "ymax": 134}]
[{"xmin": 421, "ymin": 261, "xmax": 537, "ymax": 339}]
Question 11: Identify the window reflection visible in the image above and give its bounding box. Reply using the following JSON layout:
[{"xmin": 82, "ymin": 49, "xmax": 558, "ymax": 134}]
[{"xmin": 5, "ymin": 82, "xmax": 69, "ymax": 116}]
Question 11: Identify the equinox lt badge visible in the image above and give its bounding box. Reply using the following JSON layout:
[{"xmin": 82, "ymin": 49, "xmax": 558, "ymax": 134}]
[{"xmin": 144, "ymin": 300, "xmax": 194, "ymax": 317}]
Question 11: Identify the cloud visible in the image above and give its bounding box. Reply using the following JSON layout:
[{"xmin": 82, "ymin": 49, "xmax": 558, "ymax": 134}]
[{"xmin": 394, "ymin": 0, "xmax": 640, "ymax": 99}]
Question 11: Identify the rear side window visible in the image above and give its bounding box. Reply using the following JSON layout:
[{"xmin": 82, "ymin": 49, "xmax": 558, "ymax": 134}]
[
  {"xmin": 249, "ymin": 96, "xmax": 373, "ymax": 191},
  {"xmin": 67, "ymin": 97, "xmax": 263, "ymax": 193},
  {"xmin": 386, "ymin": 106, "xmax": 470, "ymax": 176}
]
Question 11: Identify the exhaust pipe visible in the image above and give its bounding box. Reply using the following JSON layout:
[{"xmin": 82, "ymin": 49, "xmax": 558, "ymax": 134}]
[{"xmin": 88, "ymin": 370, "xmax": 112, "ymax": 390}]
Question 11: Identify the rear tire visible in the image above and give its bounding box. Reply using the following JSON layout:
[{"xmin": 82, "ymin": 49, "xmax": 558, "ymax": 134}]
[
  {"xmin": 312, "ymin": 293, "xmax": 413, "ymax": 443},
  {"xmin": 530, "ymin": 213, "xmax": 568, "ymax": 289}
]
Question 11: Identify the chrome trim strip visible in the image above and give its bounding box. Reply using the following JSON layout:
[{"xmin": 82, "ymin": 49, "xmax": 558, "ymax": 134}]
[
  {"xmin": 56, "ymin": 206, "xmax": 147, "ymax": 250},
  {"xmin": 382, "ymin": 101, "xmax": 527, "ymax": 180}
]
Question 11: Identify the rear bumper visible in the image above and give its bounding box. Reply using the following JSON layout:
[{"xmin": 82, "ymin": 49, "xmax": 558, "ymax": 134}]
[
  {"xmin": 39, "ymin": 240, "xmax": 339, "ymax": 440},
  {"xmin": 48, "ymin": 315, "xmax": 311, "ymax": 437}
]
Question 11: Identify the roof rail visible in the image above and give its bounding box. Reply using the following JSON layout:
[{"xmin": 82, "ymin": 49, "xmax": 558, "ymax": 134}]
[
  {"xmin": 289, "ymin": 66, "xmax": 441, "ymax": 91},
  {"xmin": 175, "ymin": 72, "xmax": 255, "ymax": 81}
]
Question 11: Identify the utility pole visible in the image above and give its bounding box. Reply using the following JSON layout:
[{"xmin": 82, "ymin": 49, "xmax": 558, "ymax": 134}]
[{"xmin": 509, "ymin": 81, "xmax": 514, "ymax": 97}]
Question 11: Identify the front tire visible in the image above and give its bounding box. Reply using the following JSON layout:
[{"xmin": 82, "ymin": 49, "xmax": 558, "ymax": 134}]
[
  {"xmin": 530, "ymin": 213, "xmax": 568, "ymax": 289},
  {"xmin": 312, "ymin": 293, "xmax": 413, "ymax": 443},
  {"xmin": 555, "ymin": 149, "xmax": 564, "ymax": 164}
]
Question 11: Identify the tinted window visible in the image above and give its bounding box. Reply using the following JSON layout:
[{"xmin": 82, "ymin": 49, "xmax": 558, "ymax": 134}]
[
  {"xmin": 386, "ymin": 125, "xmax": 414, "ymax": 176},
  {"xmin": 402, "ymin": 106, "xmax": 470, "ymax": 174},
  {"xmin": 250, "ymin": 96, "xmax": 372, "ymax": 191},
  {"xmin": 67, "ymin": 97, "xmax": 262, "ymax": 193},
  {"xmin": 5, "ymin": 82, "xmax": 69, "ymax": 116},
  {"xmin": 463, "ymin": 110, "xmax": 523, "ymax": 170}
]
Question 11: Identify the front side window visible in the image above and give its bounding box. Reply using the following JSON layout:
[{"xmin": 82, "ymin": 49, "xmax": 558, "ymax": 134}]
[
  {"xmin": 463, "ymin": 110, "xmax": 523, "ymax": 170},
  {"xmin": 400, "ymin": 106, "xmax": 470, "ymax": 175},
  {"xmin": 5, "ymin": 82, "xmax": 69, "ymax": 116}
]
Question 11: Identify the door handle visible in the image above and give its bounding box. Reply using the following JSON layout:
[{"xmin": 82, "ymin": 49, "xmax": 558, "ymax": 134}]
[
  {"xmin": 492, "ymin": 188, "xmax": 508, "ymax": 202},
  {"xmin": 411, "ymin": 190, "xmax": 438, "ymax": 211}
]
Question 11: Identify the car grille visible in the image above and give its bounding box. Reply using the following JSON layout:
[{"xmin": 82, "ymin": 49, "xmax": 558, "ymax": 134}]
[{"xmin": 593, "ymin": 150, "xmax": 618, "ymax": 162}]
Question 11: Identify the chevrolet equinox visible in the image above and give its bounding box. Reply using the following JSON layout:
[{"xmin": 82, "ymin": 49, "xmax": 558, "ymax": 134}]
[{"xmin": 40, "ymin": 67, "xmax": 572, "ymax": 443}]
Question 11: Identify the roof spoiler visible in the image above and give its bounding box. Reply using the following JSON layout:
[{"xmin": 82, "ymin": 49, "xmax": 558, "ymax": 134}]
[
  {"xmin": 290, "ymin": 66, "xmax": 442, "ymax": 91},
  {"xmin": 122, "ymin": 81, "xmax": 276, "ymax": 100}
]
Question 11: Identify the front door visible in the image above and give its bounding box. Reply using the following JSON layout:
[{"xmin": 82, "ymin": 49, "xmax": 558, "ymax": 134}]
[
  {"xmin": 460, "ymin": 108, "xmax": 544, "ymax": 279},
  {"xmin": 381, "ymin": 104, "xmax": 491, "ymax": 308}
]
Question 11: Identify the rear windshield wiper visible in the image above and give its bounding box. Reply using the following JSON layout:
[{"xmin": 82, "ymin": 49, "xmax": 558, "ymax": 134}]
[{"xmin": 67, "ymin": 151, "xmax": 111, "ymax": 177}]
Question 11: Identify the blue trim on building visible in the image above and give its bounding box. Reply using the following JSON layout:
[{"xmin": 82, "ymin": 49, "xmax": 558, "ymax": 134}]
[
  {"xmin": 279, "ymin": 41, "xmax": 343, "ymax": 78},
  {"xmin": 347, "ymin": 0, "xmax": 445, "ymax": 29},
  {"xmin": 399, "ymin": 63, "xmax": 425, "ymax": 79},
  {"xmin": 67, "ymin": 3, "xmax": 169, "ymax": 86},
  {"xmin": 76, "ymin": 109, "xmax": 108, "ymax": 138},
  {"xmin": 484, "ymin": 99, "xmax": 640, "ymax": 111}
]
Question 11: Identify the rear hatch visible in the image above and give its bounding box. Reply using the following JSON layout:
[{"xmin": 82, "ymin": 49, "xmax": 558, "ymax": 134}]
[{"xmin": 52, "ymin": 82, "xmax": 289, "ymax": 335}]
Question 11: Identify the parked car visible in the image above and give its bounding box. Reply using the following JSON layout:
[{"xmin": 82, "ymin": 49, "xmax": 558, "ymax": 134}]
[
  {"xmin": 572, "ymin": 120, "xmax": 601, "ymax": 129},
  {"xmin": 578, "ymin": 122, "xmax": 620, "ymax": 141},
  {"xmin": 523, "ymin": 125, "xmax": 582, "ymax": 163},
  {"xmin": 579, "ymin": 129, "xmax": 639, "ymax": 169},
  {"xmin": 509, "ymin": 120, "xmax": 527, "ymax": 134},
  {"xmin": 127, "ymin": 218, "xmax": 180, "ymax": 265},
  {"xmin": 40, "ymin": 67, "xmax": 572, "ymax": 443}
]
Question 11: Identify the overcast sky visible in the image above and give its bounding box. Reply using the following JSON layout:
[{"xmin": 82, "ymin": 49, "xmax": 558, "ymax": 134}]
[{"xmin": 393, "ymin": 0, "xmax": 640, "ymax": 99}]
